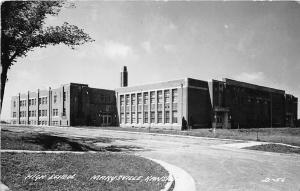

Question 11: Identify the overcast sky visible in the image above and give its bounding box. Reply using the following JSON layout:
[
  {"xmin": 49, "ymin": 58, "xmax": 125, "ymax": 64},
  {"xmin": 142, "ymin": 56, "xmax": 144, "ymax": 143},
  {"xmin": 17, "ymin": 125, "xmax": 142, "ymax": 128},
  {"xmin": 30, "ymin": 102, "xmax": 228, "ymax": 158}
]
[{"xmin": 1, "ymin": 1, "xmax": 300, "ymax": 120}]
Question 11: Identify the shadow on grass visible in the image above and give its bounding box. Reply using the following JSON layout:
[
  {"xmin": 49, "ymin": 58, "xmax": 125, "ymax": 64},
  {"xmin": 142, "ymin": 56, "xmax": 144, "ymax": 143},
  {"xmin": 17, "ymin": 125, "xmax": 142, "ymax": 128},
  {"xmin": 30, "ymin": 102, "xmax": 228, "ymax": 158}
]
[{"xmin": 1, "ymin": 130, "xmax": 143, "ymax": 152}]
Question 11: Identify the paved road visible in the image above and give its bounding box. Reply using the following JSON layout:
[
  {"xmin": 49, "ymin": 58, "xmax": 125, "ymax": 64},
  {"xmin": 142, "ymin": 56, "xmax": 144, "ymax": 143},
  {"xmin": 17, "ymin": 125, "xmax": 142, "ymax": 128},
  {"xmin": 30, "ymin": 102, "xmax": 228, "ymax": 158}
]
[{"xmin": 3, "ymin": 126, "xmax": 300, "ymax": 191}]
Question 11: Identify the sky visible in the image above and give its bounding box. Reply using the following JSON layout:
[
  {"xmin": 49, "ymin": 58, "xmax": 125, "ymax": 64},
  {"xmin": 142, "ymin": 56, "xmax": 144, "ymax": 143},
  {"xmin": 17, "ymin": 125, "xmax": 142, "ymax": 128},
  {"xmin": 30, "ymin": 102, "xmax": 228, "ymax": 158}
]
[{"xmin": 1, "ymin": 1, "xmax": 300, "ymax": 120}]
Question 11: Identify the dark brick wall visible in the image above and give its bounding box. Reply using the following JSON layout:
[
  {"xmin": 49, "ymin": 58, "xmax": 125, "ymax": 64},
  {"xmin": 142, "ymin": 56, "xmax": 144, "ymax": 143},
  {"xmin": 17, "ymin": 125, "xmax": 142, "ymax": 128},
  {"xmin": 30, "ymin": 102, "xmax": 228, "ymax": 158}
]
[
  {"xmin": 187, "ymin": 79, "xmax": 212, "ymax": 128},
  {"xmin": 69, "ymin": 84, "xmax": 117, "ymax": 126}
]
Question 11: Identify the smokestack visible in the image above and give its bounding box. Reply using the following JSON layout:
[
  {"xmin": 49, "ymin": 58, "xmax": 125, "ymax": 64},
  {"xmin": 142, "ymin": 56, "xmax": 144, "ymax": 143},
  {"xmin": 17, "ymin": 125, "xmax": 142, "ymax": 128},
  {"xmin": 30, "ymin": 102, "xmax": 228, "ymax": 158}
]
[{"xmin": 120, "ymin": 66, "xmax": 128, "ymax": 87}]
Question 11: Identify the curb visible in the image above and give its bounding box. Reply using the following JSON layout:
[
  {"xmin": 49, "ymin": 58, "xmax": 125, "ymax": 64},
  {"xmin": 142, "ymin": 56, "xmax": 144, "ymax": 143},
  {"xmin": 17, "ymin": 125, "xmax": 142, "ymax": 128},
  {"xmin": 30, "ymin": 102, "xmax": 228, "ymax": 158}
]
[{"xmin": 145, "ymin": 157, "xmax": 196, "ymax": 191}]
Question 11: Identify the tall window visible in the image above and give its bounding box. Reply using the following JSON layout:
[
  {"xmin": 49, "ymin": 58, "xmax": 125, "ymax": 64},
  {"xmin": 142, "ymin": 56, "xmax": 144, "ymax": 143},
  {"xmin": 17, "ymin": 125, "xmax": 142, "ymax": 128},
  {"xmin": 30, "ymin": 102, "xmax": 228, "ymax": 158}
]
[
  {"xmin": 150, "ymin": 91, "xmax": 155, "ymax": 104},
  {"xmin": 165, "ymin": 111, "xmax": 170, "ymax": 123},
  {"xmin": 164, "ymin": 90, "xmax": 170, "ymax": 103},
  {"xmin": 125, "ymin": 112, "xmax": 130, "ymax": 123},
  {"xmin": 125, "ymin": 95, "xmax": 130, "ymax": 112},
  {"xmin": 137, "ymin": 93, "xmax": 142, "ymax": 105},
  {"xmin": 143, "ymin": 92, "xmax": 148, "ymax": 105},
  {"xmin": 120, "ymin": 95, "xmax": 125, "ymax": 114},
  {"xmin": 144, "ymin": 112, "xmax": 148, "ymax": 123},
  {"xmin": 13, "ymin": 101, "xmax": 16, "ymax": 107},
  {"xmin": 157, "ymin": 111, "xmax": 162, "ymax": 123},
  {"xmin": 157, "ymin": 91, "xmax": 163, "ymax": 103},
  {"xmin": 150, "ymin": 91, "xmax": 155, "ymax": 111},
  {"xmin": 120, "ymin": 113, "xmax": 124, "ymax": 124},
  {"xmin": 172, "ymin": 89, "xmax": 178, "ymax": 111},
  {"xmin": 62, "ymin": 108, "xmax": 66, "ymax": 116},
  {"xmin": 131, "ymin": 112, "xmax": 136, "ymax": 123},
  {"xmin": 137, "ymin": 112, "xmax": 142, "ymax": 123},
  {"xmin": 131, "ymin": 94, "xmax": 136, "ymax": 112},
  {"xmin": 150, "ymin": 111, "xmax": 155, "ymax": 123},
  {"xmin": 172, "ymin": 89, "xmax": 178, "ymax": 103},
  {"xmin": 172, "ymin": 111, "xmax": 178, "ymax": 123},
  {"xmin": 120, "ymin": 95, "xmax": 124, "ymax": 106},
  {"xmin": 54, "ymin": 95, "xmax": 57, "ymax": 104}
]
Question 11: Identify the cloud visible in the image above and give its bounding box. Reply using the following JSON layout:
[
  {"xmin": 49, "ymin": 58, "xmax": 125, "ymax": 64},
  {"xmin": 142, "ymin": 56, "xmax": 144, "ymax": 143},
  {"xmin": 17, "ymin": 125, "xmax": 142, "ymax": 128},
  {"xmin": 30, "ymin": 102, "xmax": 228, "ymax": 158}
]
[
  {"xmin": 235, "ymin": 71, "xmax": 265, "ymax": 83},
  {"xmin": 74, "ymin": 41, "xmax": 134, "ymax": 61},
  {"xmin": 168, "ymin": 22, "xmax": 178, "ymax": 31},
  {"xmin": 103, "ymin": 41, "xmax": 133, "ymax": 59},
  {"xmin": 163, "ymin": 44, "xmax": 176, "ymax": 53},
  {"xmin": 141, "ymin": 41, "xmax": 152, "ymax": 53}
]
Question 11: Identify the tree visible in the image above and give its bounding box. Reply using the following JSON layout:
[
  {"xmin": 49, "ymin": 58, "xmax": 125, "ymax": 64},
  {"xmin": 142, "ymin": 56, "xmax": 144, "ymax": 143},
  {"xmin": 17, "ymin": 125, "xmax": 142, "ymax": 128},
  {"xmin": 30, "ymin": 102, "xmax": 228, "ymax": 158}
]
[{"xmin": 1, "ymin": 1, "xmax": 94, "ymax": 113}]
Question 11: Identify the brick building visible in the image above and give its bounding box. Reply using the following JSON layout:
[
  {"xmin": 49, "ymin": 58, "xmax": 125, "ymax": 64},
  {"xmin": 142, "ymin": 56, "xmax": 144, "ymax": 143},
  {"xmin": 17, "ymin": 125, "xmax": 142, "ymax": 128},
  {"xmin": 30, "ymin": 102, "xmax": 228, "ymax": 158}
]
[
  {"xmin": 11, "ymin": 83, "xmax": 117, "ymax": 126},
  {"xmin": 11, "ymin": 66, "xmax": 298, "ymax": 129},
  {"xmin": 115, "ymin": 78, "xmax": 211, "ymax": 130},
  {"xmin": 209, "ymin": 79, "xmax": 298, "ymax": 129}
]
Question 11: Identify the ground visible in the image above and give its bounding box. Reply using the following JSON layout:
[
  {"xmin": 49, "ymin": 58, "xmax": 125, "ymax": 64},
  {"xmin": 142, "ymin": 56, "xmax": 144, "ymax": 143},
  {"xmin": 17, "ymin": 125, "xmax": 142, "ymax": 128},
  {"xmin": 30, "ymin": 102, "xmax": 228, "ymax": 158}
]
[
  {"xmin": 2, "ymin": 125, "xmax": 300, "ymax": 191},
  {"xmin": 0, "ymin": 129, "xmax": 169, "ymax": 191}
]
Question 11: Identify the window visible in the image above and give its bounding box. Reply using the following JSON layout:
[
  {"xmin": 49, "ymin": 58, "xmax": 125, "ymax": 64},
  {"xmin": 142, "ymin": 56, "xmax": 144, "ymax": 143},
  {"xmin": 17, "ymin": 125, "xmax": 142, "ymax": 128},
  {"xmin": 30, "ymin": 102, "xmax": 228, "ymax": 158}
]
[
  {"xmin": 150, "ymin": 92, "xmax": 155, "ymax": 111},
  {"xmin": 150, "ymin": 91, "xmax": 155, "ymax": 104},
  {"xmin": 157, "ymin": 91, "xmax": 163, "ymax": 103},
  {"xmin": 120, "ymin": 95, "xmax": 124, "ymax": 106},
  {"xmin": 20, "ymin": 100, "xmax": 26, "ymax": 107},
  {"xmin": 137, "ymin": 93, "xmax": 142, "ymax": 105},
  {"xmin": 143, "ymin": 92, "xmax": 148, "ymax": 104},
  {"xmin": 164, "ymin": 90, "xmax": 170, "ymax": 103},
  {"xmin": 157, "ymin": 111, "xmax": 162, "ymax": 123},
  {"xmin": 144, "ymin": 112, "xmax": 148, "ymax": 123},
  {"xmin": 131, "ymin": 94, "xmax": 136, "ymax": 112},
  {"xmin": 150, "ymin": 112, "xmax": 155, "ymax": 123},
  {"xmin": 120, "ymin": 113, "xmax": 124, "ymax": 124},
  {"xmin": 13, "ymin": 112, "xmax": 16, "ymax": 118},
  {"xmin": 137, "ymin": 93, "xmax": 142, "ymax": 112},
  {"xmin": 54, "ymin": 95, "xmax": 57, "ymax": 104},
  {"xmin": 125, "ymin": 95, "xmax": 130, "ymax": 112},
  {"xmin": 165, "ymin": 111, "xmax": 170, "ymax": 123},
  {"xmin": 172, "ymin": 111, "xmax": 178, "ymax": 123},
  {"xmin": 131, "ymin": 112, "xmax": 136, "ymax": 123},
  {"xmin": 63, "ymin": 92, "xmax": 66, "ymax": 101},
  {"xmin": 172, "ymin": 103, "xmax": 178, "ymax": 111},
  {"xmin": 172, "ymin": 89, "xmax": 178, "ymax": 103},
  {"xmin": 137, "ymin": 112, "xmax": 142, "ymax": 123},
  {"xmin": 131, "ymin": 94, "xmax": 136, "ymax": 105},
  {"xmin": 53, "ymin": 109, "xmax": 58, "ymax": 116},
  {"xmin": 31, "ymin": 99, "xmax": 34, "ymax": 106},
  {"xmin": 125, "ymin": 112, "xmax": 130, "ymax": 123},
  {"xmin": 13, "ymin": 101, "xmax": 16, "ymax": 107}
]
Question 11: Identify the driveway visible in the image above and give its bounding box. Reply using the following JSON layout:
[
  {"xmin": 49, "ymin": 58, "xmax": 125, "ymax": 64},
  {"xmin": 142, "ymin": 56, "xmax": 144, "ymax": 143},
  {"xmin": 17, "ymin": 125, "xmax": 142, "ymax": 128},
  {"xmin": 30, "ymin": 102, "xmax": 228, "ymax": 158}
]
[{"xmin": 3, "ymin": 126, "xmax": 300, "ymax": 191}]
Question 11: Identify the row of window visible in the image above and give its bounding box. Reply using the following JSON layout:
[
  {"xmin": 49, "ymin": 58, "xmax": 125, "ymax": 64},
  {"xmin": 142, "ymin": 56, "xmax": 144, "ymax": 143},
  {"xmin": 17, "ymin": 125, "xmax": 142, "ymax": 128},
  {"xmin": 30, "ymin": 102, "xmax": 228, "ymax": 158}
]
[
  {"xmin": 13, "ymin": 95, "xmax": 60, "ymax": 108},
  {"xmin": 120, "ymin": 89, "xmax": 178, "ymax": 107},
  {"xmin": 120, "ymin": 111, "xmax": 178, "ymax": 124},
  {"xmin": 12, "ymin": 120, "xmax": 61, "ymax": 126},
  {"xmin": 13, "ymin": 109, "xmax": 61, "ymax": 118},
  {"xmin": 120, "ymin": 103, "xmax": 178, "ymax": 113}
]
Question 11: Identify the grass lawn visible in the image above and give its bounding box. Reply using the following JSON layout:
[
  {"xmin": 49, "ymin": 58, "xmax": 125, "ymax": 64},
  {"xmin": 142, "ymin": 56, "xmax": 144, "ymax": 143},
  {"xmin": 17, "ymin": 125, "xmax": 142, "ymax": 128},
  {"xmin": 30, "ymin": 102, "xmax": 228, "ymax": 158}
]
[
  {"xmin": 244, "ymin": 144, "xmax": 300, "ymax": 154},
  {"xmin": 84, "ymin": 126, "xmax": 300, "ymax": 147},
  {"xmin": 1, "ymin": 129, "xmax": 141, "ymax": 152},
  {"xmin": 1, "ymin": 152, "xmax": 168, "ymax": 191},
  {"xmin": 1, "ymin": 129, "xmax": 169, "ymax": 190}
]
